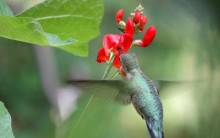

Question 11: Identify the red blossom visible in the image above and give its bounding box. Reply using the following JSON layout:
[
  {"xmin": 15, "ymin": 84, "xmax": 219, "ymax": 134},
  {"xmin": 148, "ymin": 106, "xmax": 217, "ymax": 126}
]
[
  {"xmin": 139, "ymin": 25, "xmax": 156, "ymax": 47},
  {"xmin": 115, "ymin": 9, "xmax": 124, "ymax": 23},
  {"xmin": 103, "ymin": 19, "xmax": 134, "ymax": 54},
  {"xmin": 102, "ymin": 33, "xmax": 132, "ymax": 54},
  {"xmin": 97, "ymin": 31, "xmax": 133, "ymax": 68},
  {"xmin": 97, "ymin": 6, "xmax": 157, "ymax": 74},
  {"xmin": 96, "ymin": 48, "xmax": 110, "ymax": 63}
]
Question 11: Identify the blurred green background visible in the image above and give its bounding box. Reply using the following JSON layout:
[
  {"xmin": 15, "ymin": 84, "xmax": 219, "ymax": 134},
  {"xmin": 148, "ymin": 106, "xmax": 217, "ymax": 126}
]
[{"xmin": 1, "ymin": 0, "xmax": 220, "ymax": 138}]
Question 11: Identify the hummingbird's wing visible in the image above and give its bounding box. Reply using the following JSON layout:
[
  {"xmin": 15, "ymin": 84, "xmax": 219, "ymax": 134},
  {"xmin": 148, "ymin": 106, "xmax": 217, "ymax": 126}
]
[
  {"xmin": 153, "ymin": 80, "xmax": 181, "ymax": 91},
  {"xmin": 153, "ymin": 79, "xmax": 206, "ymax": 95},
  {"xmin": 153, "ymin": 80, "xmax": 202, "ymax": 89},
  {"xmin": 66, "ymin": 80, "xmax": 132, "ymax": 105}
]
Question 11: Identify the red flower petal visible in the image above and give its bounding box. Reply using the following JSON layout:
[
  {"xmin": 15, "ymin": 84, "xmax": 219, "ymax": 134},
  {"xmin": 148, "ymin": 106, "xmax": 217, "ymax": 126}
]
[
  {"xmin": 113, "ymin": 54, "xmax": 121, "ymax": 68},
  {"xmin": 96, "ymin": 48, "xmax": 110, "ymax": 63},
  {"xmin": 115, "ymin": 9, "xmax": 124, "ymax": 23},
  {"xmin": 119, "ymin": 33, "xmax": 133, "ymax": 53},
  {"xmin": 141, "ymin": 25, "xmax": 156, "ymax": 47},
  {"xmin": 103, "ymin": 34, "xmax": 120, "ymax": 52},
  {"xmin": 125, "ymin": 18, "xmax": 134, "ymax": 37},
  {"xmin": 133, "ymin": 10, "xmax": 141, "ymax": 24}
]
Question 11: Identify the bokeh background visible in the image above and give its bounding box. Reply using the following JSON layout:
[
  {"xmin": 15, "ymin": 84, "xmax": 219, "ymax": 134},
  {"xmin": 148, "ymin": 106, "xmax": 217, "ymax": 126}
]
[{"xmin": 0, "ymin": 0, "xmax": 220, "ymax": 138}]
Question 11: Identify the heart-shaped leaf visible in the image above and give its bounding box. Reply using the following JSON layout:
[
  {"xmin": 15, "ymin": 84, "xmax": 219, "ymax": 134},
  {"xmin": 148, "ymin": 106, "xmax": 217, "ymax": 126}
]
[{"xmin": 0, "ymin": 0, "xmax": 104, "ymax": 56}]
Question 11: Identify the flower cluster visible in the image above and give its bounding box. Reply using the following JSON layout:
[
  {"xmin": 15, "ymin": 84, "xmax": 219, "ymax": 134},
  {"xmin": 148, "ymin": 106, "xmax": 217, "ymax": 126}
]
[{"xmin": 96, "ymin": 5, "xmax": 156, "ymax": 70}]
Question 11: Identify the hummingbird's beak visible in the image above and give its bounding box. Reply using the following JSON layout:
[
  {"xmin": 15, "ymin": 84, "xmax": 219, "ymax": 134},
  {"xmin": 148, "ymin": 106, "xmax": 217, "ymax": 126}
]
[{"xmin": 118, "ymin": 48, "xmax": 123, "ymax": 55}]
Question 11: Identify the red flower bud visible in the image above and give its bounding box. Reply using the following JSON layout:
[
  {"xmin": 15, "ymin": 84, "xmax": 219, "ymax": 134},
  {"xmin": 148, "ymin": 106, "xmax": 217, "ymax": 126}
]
[
  {"xmin": 139, "ymin": 25, "xmax": 145, "ymax": 31},
  {"xmin": 115, "ymin": 9, "xmax": 124, "ymax": 23},
  {"xmin": 140, "ymin": 25, "xmax": 156, "ymax": 47},
  {"xmin": 139, "ymin": 16, "xmax": 147, "ymax": 31},
  {"xmin": 125, "ymin": 18, "xmax": 134, "ymax": 36},
  {"xmin": 96, "ymin": 48, "xmax": 110, "ymax": 63},
  {"xmin": 141, "ymin": 15, "xmax": 147, "ymax": 25},
  {"xmin": 133, "ymin": 10, "xmax": 141, "ymax": 24}
]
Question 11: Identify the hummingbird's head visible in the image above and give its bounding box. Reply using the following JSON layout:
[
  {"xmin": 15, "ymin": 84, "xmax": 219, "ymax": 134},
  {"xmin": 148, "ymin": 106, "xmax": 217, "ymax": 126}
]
[{"xmin": 120, "ymin": 52, "xmax": 139, "ymax": 73}]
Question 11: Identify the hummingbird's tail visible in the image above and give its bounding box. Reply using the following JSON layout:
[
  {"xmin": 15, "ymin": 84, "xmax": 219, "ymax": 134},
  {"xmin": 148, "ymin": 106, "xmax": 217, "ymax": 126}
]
[{"xmin": 145, "ymin": 117, "xmax": 164, "ymax": 138}]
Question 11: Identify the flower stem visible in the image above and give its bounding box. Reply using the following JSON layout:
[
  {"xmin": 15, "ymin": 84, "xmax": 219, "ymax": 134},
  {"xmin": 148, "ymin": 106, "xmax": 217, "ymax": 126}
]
[
  {"xmin": 102, "ymin": 56, "xmax": 114, "ymax": 80},
  {"xmin": 111, "ymin": 70, "xmax": 119, "ymax": 79}
]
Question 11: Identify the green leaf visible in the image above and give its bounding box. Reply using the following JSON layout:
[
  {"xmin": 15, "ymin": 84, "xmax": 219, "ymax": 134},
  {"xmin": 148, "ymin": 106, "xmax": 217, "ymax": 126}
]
[
  {"xmin": 0, "ymin": 101, "xmax": 14, "ymax": 138},
  {"xmin": 0, "ymin": 0, "xmax": 104, "ymax": 56},
  {"xmin": 0, "ymin": 15, "xmax": 74, "ymax": 45}
]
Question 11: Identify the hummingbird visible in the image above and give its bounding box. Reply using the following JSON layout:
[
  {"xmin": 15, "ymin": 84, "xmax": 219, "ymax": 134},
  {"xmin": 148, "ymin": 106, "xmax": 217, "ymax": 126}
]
[{"xmin": 67, "ymin": 52, "xmax": 164, "ymax": 138}]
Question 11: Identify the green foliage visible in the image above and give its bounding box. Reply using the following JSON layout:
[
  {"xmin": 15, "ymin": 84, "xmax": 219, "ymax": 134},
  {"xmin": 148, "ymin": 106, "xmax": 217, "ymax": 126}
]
[
  {"xmin": 0, "ymin": 101, "xmax": 14, "ymax": 138},
  {"xmin": 1, "ymin": 0, "xmax": 220, "ymax": 138},
  {"xmin": 0, "ymin": 41, "xmax": 55, "ymax": 138},
  {"xmin": 0, "ymin": 0, "xmax": 104, "ymax": 56}
]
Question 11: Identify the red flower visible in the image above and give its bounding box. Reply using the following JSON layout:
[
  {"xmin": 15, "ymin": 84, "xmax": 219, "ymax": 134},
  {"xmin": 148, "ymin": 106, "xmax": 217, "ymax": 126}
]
[
  {"xmin": 96, "ymin": 48, "xmax": 110, "ymax": 63},
  {"xmin": 97, "ymin": 18, "xmax": 134, "ymax": 68},
  {"xmin": 103, "ymin": 34, "xmax": 133, "ymax": 53},
  {"xmin": 97, "ymin": 6, "xmax": 156, "ymax": 74},
  {"xmin": 101, "ymin": 33, "xmax": 133, "ymax": 68},
  {"xmin": 139, "ymin": 25, "xmax": 156, "ymax": 47},
  {"xmin": 115, "ymin": 9, "xmax": 124, "ymax": 23},
  {"xmin": 103, "ymin": 18, "xmax": 134, "ymax": 51}
]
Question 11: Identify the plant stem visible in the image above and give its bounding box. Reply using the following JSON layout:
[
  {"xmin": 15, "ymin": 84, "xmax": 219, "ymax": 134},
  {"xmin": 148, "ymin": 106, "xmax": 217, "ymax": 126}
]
[
  {"xmin": 102, "ymin": 56, "xmax": 114, "ymax": 80},
  {"xmin": 111, "ymin": 71, "xmax": 119, "ymax": 79}
]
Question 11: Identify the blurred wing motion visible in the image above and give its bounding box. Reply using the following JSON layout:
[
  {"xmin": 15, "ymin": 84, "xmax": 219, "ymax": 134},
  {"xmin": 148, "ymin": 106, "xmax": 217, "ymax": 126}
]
[
  {"xmin": 67, "ymin": 79, "xmax": 202, "ymax": 104},
  {"xmin": 67, "ymin": 79, "xmax": 204, "ymax": 103},
  {"xmin": 66, "ymin": 80, "xmax": 132, "ymax": 105},
  {"xmin": 154, "ymin": 80, "xmax": 192, "ymax": 89},
  {"xmin": 153, "ymin": 80, "xmax": 206, "ymax": 94}
]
